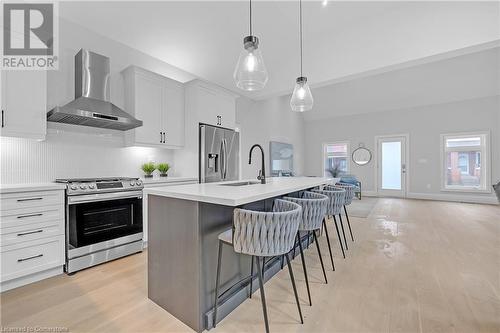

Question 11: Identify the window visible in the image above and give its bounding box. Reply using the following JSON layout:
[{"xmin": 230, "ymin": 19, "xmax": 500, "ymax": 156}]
[
  {"xmin": 323, "ymin": 142, "xmax": 349, "ymax": 177},
  {"xmin": 441, "ymin": 132, "xmax": 490, "ymax": 192}
]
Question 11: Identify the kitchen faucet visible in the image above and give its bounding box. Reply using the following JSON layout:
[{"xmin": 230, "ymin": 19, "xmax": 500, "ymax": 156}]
[{"xmin": 249, "ymin": 144, "xmax": 266, "ymax": 184}]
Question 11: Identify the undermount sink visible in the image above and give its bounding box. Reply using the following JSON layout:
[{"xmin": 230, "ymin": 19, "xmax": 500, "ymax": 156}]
[{"xmin": 219, "ymin": 181, "xmax": 261, "ymax": 187}]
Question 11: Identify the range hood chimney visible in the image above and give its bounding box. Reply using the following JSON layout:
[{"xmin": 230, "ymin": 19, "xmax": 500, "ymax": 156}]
[{"xmin": 47, "ymin": 49, "xmax": 143, "ymax": 131}]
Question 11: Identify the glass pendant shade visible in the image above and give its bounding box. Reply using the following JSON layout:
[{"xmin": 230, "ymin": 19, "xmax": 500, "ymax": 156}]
[
  {"xmin": 233, "ymin": 36, "xmax": 268, "ymax": 91},
  {"xmin": 290, "ymin": 76, "xmax": 313, "ymax": 112}
]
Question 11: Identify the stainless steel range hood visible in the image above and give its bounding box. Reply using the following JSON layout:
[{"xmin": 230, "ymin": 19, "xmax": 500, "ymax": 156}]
[{"xmin": 47, "ymin": 49, "xmax": 142, "ymax": 131}]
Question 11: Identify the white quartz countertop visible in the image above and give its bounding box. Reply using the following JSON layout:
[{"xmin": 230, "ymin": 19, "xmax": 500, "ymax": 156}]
[
  {"xmin": 144, "ymin": 177, "xmax": 334, "ymax": 206},
  {"xmin": 141, "ymin": 176, "xmax": 198, "ymax": 185},
  {"xmin": 0, "ymin": 182, "xmax": 67, "ymax": 194}
]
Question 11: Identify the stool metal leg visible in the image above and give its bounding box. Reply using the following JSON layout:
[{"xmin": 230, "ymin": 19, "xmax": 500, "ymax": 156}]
[
  {"xmin": 344, "ymin": 205, "xmax": 355, "ymax": 242},
  {"xmin": 313, "ymin": 230, "xmax": 328, "ymax": 284},
  {"xmin": 297, "ymin": 233, "xmax": 312, "ymax": 305},
  {"xmin": 333, "ymin": 215, "xmax": 346, "ymax": 259},
  {"xmin": 285, "ymin": 253, "xmax": 304, "ymax": 324},
  {"xmin": 255, "ymin": 256, "xmax": 270, "ymax": 333},
  {"xmin": 338, "ymin": 214, "xmax": 348, "ymax": 250},
  {"xmin": 322, "ymin": 218, "xmax": 335, "ymax": 271},
  {"xmin": 213, "ymin": 240, "xmax": 223, "ymax": 328},
  {"xmin": 250, "ymin": 256, "xmax": 254, "ymax": 299}
]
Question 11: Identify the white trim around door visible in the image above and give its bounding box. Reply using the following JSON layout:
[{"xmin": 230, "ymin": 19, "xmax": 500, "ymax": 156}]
[{"xmin": 375, "ymin": 134, "xmax": 410, "ymax": 198}]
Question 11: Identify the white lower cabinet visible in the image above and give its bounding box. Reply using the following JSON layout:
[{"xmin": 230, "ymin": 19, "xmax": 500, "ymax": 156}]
[{"xmin": 0, "ymin": 189, "xmax": 65, "ymax": 292}]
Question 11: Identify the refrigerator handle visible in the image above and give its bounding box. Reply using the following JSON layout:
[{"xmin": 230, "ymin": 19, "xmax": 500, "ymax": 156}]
[
  {"xmin": 223, "ymin": 138, "xmax": 228, "ymax": 179},
  {"xmin": 220, "ymin": 139, "xmax": 225, "ymax": 180},
  {"xmin": 200, "ymin": 125, "xmax": 205, "ymax": 183}
]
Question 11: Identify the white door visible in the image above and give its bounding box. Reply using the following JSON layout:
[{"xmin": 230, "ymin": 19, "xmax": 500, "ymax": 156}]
[
  {"xmin": 134, "ymin": 75, "xmax": 163, "ymax": 145},
  {"xmin": 377, "ymin": 136, "xmax": 408, "ymax": 197},
  {"xmin": 163, "ymin": 81, "xmax": 185, "ymax": 147},
  {"xmin": 1, "ymin": 70, "xmax": 47, "ymax": 140}
]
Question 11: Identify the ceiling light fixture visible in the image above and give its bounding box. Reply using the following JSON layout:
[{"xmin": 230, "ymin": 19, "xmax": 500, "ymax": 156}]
[
  {"xmin": 290, "ymin": 0, "xmax": 313, "ymax": 112},
  {"xmin": 322, "ymin": 0, "xmax": 328, "ymax": 7},
  {"xmin": 233, "ymin": 0, "xmax": 268, "ymax": 91}
]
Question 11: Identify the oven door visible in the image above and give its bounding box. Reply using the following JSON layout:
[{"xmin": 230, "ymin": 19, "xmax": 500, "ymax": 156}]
[{"xmin": 67, "ymin": 191, "xmax": 143, "ymax": 249}]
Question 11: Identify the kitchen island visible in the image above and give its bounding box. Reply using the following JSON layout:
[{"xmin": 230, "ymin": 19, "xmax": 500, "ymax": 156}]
[{"xmin": 145, "ymin": 177, "xmax": 333, "ymax": 332}]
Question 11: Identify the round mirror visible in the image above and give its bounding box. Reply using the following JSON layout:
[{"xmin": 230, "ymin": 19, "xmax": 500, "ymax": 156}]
[{"xmin": 352, "ymin": 146, "xmax": 372, "ymax": 166}]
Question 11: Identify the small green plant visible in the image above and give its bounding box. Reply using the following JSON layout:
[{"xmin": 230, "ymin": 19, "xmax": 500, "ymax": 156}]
[
  {"xmin": 141, "ymin": 162, "xmax": 156, "ymax": 178},
  {"xmin": 325, "ymin": 163, "xmax": 344, "ymax": 178},
  {"xmin": 157, "ymin": 163, "xmax": 170, "ymax": 177}
]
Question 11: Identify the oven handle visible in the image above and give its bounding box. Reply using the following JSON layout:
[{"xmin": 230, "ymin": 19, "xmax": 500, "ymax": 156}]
[{"xmin": 68, "ymin": 191, "xmax": 143, "ymax": 204}]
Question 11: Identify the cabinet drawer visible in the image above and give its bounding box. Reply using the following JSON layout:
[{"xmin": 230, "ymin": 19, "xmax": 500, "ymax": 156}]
[
  {"xmin": 1, "ymin": 235, "xmax": 64, "ymax": 282},
  {"xmin": 0, "ymin": 205, "xmax": 64, "ymax": 228},
  {"xmin": 1, "ymin": 190, "xmax": 64, "ymax": 211},
  {"xmin": 1, "ymin": 220, "xmax": 64, "ymax": 247}
]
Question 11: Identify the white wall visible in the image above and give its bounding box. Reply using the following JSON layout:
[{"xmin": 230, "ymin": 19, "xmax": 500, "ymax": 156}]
[
  {"xmin": 236, "ymin": 95, "xmax": 305, "ymax": 179},
  {"xmin": 0, "ymin": 133, "xmax": 174, "ymax": 184},
  {"xmin": 304, "ymin": 96, "xmax": 499, "ymax": 203}
]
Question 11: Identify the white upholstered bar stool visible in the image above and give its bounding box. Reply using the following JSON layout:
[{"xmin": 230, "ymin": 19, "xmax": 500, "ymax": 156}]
[
  {"xmin": 213, "ymin": 199, "xmax": 303, "ymax": 333},
  {"xmin": 283, "ymin": 191, "xmax": 330, "ymax": 306},
  {"xmin": 312, "ymin": 187, "xmax": 347, "ymax": 258},
  {"xmin": 330, "ymin": 183, "xmax": 356, "ymax": 243}
]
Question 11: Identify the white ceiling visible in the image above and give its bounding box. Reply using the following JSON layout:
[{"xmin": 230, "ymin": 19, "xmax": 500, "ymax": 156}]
[
  {"xmin": 302, "ymin": 47, "xmax": 500, "ymax": 121},
  {"xmin": 59, "ymin": 1, "xmax": 500, "ymax": 100}
]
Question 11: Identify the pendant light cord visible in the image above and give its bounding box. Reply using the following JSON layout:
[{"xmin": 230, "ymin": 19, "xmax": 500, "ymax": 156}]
[
  {"xmin": 249, "ymin": 0, "xmax": 253, "ymax": 36},
  {"xmin": 299, "ymin": 0, "xmax": 303, "ymax": 77}
]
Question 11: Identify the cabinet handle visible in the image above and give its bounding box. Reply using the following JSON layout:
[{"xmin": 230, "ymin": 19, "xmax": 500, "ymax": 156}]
[
  {"xmin": 17, "ymin": 253, "xmax": 43, "ymax": 262},
  {"xmin": 160, "ymin": 131, "xmax": 163, "ymax": 143},
  {"xmin": 17, "ymin": 213, "xmax": 43, "ymax": 219},
  {"xmin": 1, "ymin": 109, "xmax": 4, "ymax": 128},
  {"xmin": 163, "ymin": 132, "xmax": 166, "ymax": 143},
  {"xmin": 17, "ymin": 229, "xmax": 43, "ymax": 237},
  {"xmin": 17, "ymin": 197, "xmax": 43, "ymax": 202}
]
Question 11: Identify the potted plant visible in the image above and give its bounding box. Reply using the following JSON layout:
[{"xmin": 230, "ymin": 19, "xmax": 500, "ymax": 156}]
[
  {"xmin": 141, "ymin": 162, "xmax": 156, "ymax": 178},
  {"xmin": 157, "ymin": 163, "xmax": 170, "ymax": 177},
  {"xmin": 325, "ymin": 163, "xmax": 344, "ymax": 178}
]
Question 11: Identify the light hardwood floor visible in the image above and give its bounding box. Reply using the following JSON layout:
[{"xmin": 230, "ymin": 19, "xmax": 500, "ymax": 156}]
[{"xmin": 1, "ymin": 198, "xmax": 499, "ymax": 332}]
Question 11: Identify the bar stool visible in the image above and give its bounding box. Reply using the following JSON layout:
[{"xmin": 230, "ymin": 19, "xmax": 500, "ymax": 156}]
[
  {"xmin": 331, "ymin": 183, "xmax": 355, "ymax": 242},
  {"xmin": 213, "ymin": 199, "xmax": 303, "ymax": 333},
  {"xmin": 283, "ymin": 191, "xmax": 330, "ymax": 306},
  {"xmin": 312, "ymin": 187, "xmax": 347, "ymax": 258}
]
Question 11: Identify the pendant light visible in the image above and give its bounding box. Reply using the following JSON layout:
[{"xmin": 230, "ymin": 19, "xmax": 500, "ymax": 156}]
[
  {"xmin": 290, "ymin": 0, "xmax": 313, "ymax": 112},
  {"xmin": 233, "ymin": 0, "xmax": 268, "ymax": 91}
]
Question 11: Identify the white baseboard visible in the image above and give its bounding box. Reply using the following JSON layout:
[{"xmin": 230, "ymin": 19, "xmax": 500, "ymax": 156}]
[
  {"xmin": 0, "ymin": 266, "xmax": 63, "ymax": 292},
  {"xmin": 406, "ymin": 192, "xmax": 498, "ymax": 205},
  {"xmin": 361, "ymin": 191, "xmax": 498, "ymax": 205}
]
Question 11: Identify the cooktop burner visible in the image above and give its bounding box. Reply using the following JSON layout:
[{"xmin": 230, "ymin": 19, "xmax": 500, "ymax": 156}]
[
  {"xmin": 56, "ymin": 177, "xmax": 143, "ymax": 195},
  {"xmin": 56, "ymin": 177, "xmax": 139, "ymax": 183}
]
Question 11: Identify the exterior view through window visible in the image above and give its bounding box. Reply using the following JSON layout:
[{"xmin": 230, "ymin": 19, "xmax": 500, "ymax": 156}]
[
  {"xmin": 324, "ymin": 142, "xmax": 349, "ymax": 177},
  {"xmin": 442, "ymin": 133, "xmax": 489, "ymax": 191}
]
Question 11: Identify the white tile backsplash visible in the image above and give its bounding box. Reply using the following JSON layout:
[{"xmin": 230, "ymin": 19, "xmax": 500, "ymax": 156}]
[{"xmin": 1, "ymin": 128, "xmax": 175, "ymax": 184}]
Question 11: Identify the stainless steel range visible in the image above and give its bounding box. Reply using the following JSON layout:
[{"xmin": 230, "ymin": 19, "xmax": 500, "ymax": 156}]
[{"xmin": 56, "ymin": 177, "xmax": 144, "ymax": 273}]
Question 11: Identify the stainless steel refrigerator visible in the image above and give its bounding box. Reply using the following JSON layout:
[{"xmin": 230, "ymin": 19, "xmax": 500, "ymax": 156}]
[{"xmin": 199, "ymin": 124, "xmax": 240, "ymax": 183}]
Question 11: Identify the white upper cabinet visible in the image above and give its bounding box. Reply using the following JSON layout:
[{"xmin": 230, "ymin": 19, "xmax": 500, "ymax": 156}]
[
  {"xmin": 1, "ymin": 70, "xmax": 47, "ymax": 140},
  {"xmin": 186, "ymin": 80, "xmax": 237, "ymax": 129},
  {"xmin": 122, "ymin": 66, "xmax": 185, "ymax": 148}
]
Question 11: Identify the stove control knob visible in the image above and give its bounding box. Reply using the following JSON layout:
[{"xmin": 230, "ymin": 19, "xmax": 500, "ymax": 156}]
[
  {"xmin": 79, "ymin": 184, "xmax": 87, "ymax": 190},
  {"xmin": 70, "ymin": 185, "xmax": 77, "ymax": 190},
  {"xmin": 89, "ymin": 184, "xmax": 95, "ymax": 189},
  {"xmin": 130, "ymin": 182, "xmax": 135, "ymax": 186},
  {"xmin": 135, "ymin": 181, "xmax": 142, "ymax": 186}
]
